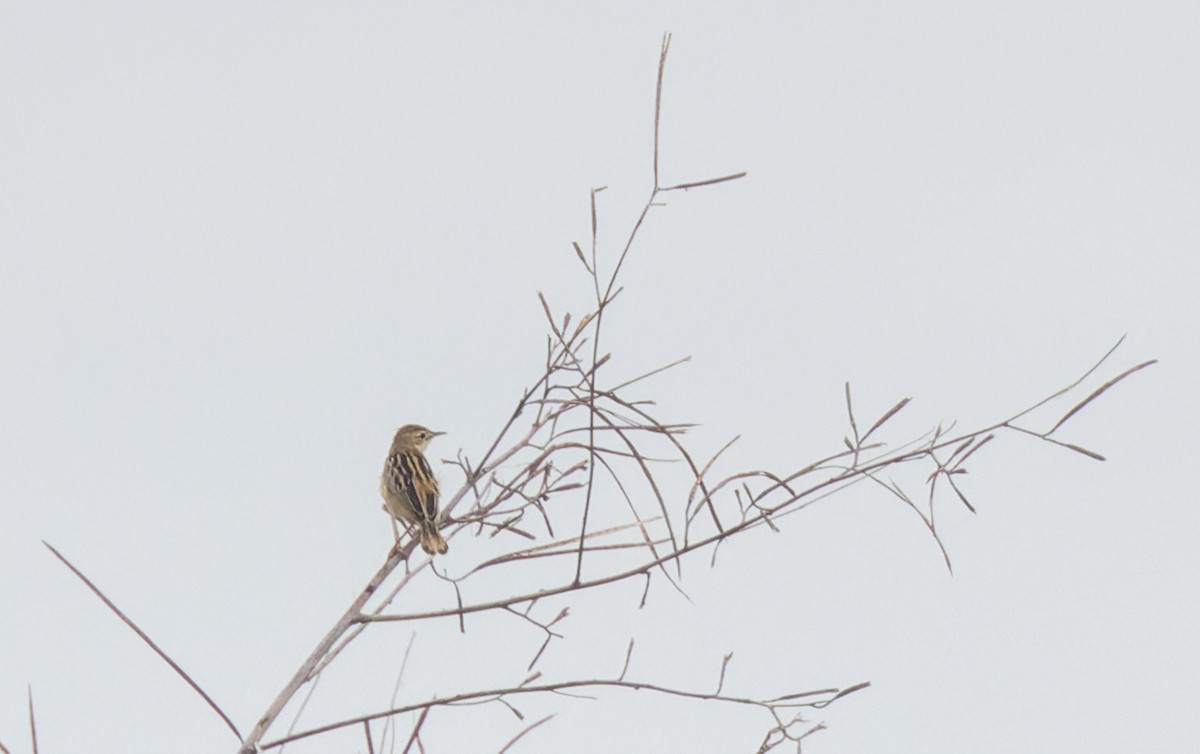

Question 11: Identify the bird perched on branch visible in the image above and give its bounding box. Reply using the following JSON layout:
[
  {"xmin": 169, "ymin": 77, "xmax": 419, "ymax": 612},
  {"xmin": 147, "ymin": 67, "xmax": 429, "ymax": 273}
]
[{"xmin": 381, "ymin": 424, "xmax": 449, "ymax": 555}]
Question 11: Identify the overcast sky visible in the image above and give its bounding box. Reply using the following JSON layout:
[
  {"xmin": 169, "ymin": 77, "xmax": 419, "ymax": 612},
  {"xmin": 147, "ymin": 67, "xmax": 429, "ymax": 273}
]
[{"xmin": 2, "ymin": 2, "xmax": 1198, "ymax": 753}]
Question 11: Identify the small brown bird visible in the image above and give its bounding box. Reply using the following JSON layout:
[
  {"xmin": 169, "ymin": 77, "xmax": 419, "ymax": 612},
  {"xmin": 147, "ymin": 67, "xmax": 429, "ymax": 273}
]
[{"xmin": 381, "ymin": 424, "xmax": 449, "ymax": 555}]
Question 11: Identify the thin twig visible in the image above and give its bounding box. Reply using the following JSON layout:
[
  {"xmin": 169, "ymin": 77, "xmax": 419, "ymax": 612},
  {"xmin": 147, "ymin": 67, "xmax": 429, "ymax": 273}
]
[
  {"xmin": 278, "ymin": 671, "xmax": 321, "ymax": 753},
  {"xmin": 379, "ymin": 632, "xmax": 418, "ymax": 754},
  {"xmin": 1047, "ymin": 359, "xmax": 1157, "ymax": 434},
  {"xmin": 653, "ymin": 32, "xmax": 671, "ymax": 188},
  {"xmin": 496, "ymin": 714, "xmax": 555, "ymax": 754},
  {"xmin": 659, "ymin": 171, "xmax": 747, "ymax": 191},
  {"xmin": 27, "ymin": 686, "xmax": 37, "ymax": 754},
  {"xmin": 400, "ymin": 708, "xmax": 430, "ymax": 754}
]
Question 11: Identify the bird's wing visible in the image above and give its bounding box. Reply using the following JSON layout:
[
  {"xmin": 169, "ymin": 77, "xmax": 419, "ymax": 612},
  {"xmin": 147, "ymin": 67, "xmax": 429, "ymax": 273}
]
[{"xmin": 389, "ymin": 450, "xmax": 440, "ymax": 524}]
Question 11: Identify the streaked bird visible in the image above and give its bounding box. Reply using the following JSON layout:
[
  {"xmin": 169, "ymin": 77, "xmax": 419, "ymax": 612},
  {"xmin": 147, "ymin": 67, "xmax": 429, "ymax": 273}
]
[{"xmin": 381, "ymin": 424, "xmax": 449, "ymax": 555}]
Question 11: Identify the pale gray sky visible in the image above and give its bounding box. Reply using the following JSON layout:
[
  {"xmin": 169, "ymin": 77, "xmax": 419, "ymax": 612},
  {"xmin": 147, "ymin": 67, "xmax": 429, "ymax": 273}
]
[{"xmin": 2, "ymin": 2, "xmax": 1198, "ymax": 753}]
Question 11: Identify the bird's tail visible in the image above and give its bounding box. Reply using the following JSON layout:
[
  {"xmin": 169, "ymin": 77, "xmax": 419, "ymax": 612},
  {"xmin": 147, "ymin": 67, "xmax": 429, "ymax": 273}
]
[{"xmin": 419, "ymin": 525, "xmax": 449, "ymax": 556}]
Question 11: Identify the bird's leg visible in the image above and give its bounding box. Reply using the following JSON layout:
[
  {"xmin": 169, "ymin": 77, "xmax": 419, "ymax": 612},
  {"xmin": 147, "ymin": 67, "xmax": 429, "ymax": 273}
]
[{"xmin": 387, "ymin": 516, "xmax": 412, "ymax": 560}]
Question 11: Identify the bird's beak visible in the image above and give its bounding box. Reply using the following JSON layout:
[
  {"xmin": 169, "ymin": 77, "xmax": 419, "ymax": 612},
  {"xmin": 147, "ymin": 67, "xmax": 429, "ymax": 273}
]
[{"xmin": 430, "ymin": 431, "xmax": 447, "ymax": 437}]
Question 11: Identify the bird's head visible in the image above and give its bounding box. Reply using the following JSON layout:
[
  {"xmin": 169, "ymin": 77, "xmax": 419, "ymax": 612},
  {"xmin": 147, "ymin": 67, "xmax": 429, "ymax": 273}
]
[{"xmin": 393, "ymin": 424, "xmax": 445, "ymax": 452}]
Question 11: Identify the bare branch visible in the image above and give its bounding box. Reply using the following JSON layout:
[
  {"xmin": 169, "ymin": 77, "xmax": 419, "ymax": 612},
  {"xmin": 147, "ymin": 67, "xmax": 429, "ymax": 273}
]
[
  {"xmin": 363, "ymin": 720, "xmax": 375, "ymax": 754},
  {"xmin": 1006, "ymin": 335, "xmax": 1130, "ymax": 424},
  {"xmin": 496, "ymin": 714, "xmax": 555, "ymax": 754},
  {"xmin": 844, "ymin": 382, "xmax": 860, "ymax": 447},
  {"xmin": 660, "ymin": 171, "xmax": 747, "ymax": 191},
  {"xmin": 1048, "ymin": 359, "xmax": 1157, "ymax": 435},
  {"xmin": 619, "ymin": 639, "xmax": 636, "ymax": 681},
  {"xmin": 27, "ymin": 686, "xmax": 37, "ymax": 754},
  {"xmin": 377, "ymin": 632, "xmax": 418, "ymax": 754},
  {"xmin": 400, "ymin": 708, "xmax": 430, "ymax": 754},
  {"xmin": 262, "ymin": 676, "xmax": 868, "ymax": 749},
  {"xmin": 862, "ymin": 397, "xmax": 912, "ymax": 442},
  {"xmin": 281, "ymin": 668, "xmax": 322, "ymax": 745},
  {"xmin": 716, "ymin": 652, "xmax": 734, "ymax": 695},
  {"xmin": 239, "ymin": 545, "xmax": 411, "ymax": 753},
  {"xmin": 368, "ymin": 343, "xmax": 1150, "ymax": 622},
  {"xmin": 609, "ymin": 355, "xmax": 692, "ymax": 393},
  {"xmin": 653, "ymin": 32, "xmax": 671, "ymax": 188},
  {"xmin": 42, "ymin": 542, "xmax": 242, "ymax": 743}
]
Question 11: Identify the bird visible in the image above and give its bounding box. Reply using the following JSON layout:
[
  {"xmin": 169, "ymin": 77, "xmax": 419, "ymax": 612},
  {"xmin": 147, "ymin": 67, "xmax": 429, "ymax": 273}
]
[{"xmin": 380, "ymin": 424, "xmax": 449, "ymax": 555}]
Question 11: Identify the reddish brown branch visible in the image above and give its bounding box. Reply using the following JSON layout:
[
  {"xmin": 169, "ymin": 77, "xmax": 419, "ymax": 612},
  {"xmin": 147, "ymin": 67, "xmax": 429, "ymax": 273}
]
[
  {"xmin": 262, "ymin": 676, "xmax": 867, "ymax": 749},
  {"xmin": 42, "ymin": 542, "xmax": 242, "ymax": 743}
]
